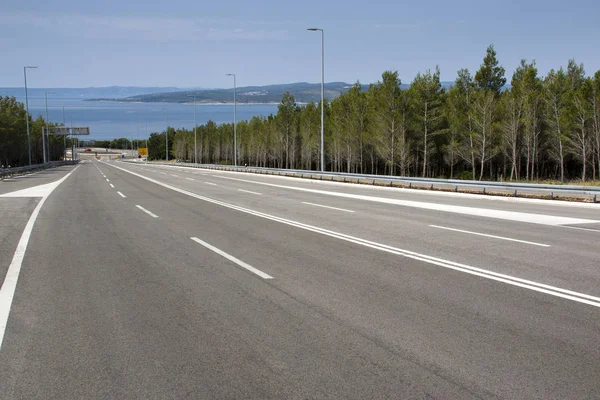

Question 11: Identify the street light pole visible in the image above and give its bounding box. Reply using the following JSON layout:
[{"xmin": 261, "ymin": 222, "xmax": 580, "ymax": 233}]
[
  {"xmin": 24, "ymin": 66, "xmax": 37, "ymax": 165},
  {"xmin": 62, "ymin": 106, "xmax": 66, "ymax": 161},
  {"xmin": 162, "ymin": 108, "xmax": 169, "ymax": 161},
  {"xmin": 43, "ymin": 92, "xmax": 49, "ymax": 164},
  {"xmin": 226, "ymin": 73, "xmax": 237, "ymax": 166},
  {"xmin": 188, "ymin": 94, "xmax": 198, "ymax": 164},
  {"xmin": 145, "ymin": 116, "xmax": 149, "ymax": 162},
  {"xmin": 44, "ymin": 91, "xmax": 55, "ymax": 163},
  {"xmin": 307, "ymin": 28, "xmax": 325, "ymax": 172}
]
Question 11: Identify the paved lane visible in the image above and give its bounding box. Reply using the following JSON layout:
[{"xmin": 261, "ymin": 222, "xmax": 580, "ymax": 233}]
[
  {"xmin": 112, "ymin": 161, "xmax": 600, "ymax": 296},
  {"xmin": 1, "ymin": 160, "xmax": 599, "ymax": 399}
]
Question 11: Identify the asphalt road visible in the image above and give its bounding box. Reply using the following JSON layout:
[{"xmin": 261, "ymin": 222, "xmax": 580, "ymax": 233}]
[{"xmin": 1, "ymin": 160, "xmax": 599, "ymax": 399}]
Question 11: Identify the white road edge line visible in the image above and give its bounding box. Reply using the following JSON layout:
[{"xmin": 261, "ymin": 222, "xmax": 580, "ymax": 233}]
[
  {"xmin": 429, "ymin": 225, "xmax": 550, "ymax": 247},
  {"xmin": 102, "ymin": 161, "xmax": 600, "ymax": 308},
  {"xmin": 302, "ymin": 201, "xmax": 354, "ymax": 213},
  {"xmin": 135, "ymin": 205, "xmax": 159, "ymax": 218},
  {"xmin": 561, "ymin": 225, "xmax": 600, "ymax": 233},
  {"xmin": 117, "ymin": 191, "xmax": 127, "ymax": 198},
  {"xmin": 110, "ymin": 184, "xmax": 115, "ymax": 188},
  {"xmin": 190, "ymin": 237, "xmax": 273, "ymax": 279},
  {"xmin": 0, "ymin": 164, "xmax": 81, "ymax": 349},
  {"xmin": 204, "ymin": 182, "xmax": 217, "ymax": 186},
  {"xmin": 211, "ymin": 175, "xmax": 599, "ymax": 226},
  {"xmin": 238, "ymin": 189, "xmax": 262, "ymax": 195}
]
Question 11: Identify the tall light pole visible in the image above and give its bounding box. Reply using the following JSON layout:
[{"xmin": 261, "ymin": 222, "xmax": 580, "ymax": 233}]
[
  {"xmin": 161, "ymin": 108, "xmax": 169, "ymax": 161},
  {"xmin": 226, "ymin": 73, "xmax": 237, "ymax": 166},
  {"xmin": 188, "ymin": 94, "xmax": 198, "ymax": 164},
  {"xmin": 24, "ymin": 66, "xmax": 38, "ymax": 165},
  {"xmin": 307, "ymin": 28, "xmax": 325, "ymax": 172},
  {"xmin": 44, "ymin": 91, "xmax": 55, "ymax": 163},
  {"xmin": 62, "ymin": 106, "xmax": 66, "ymax": 161}
]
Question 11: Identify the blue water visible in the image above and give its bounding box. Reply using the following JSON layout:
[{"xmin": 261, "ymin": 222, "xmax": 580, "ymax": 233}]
[{"xmin": 19, "ymin": 98, "xmax": 278, "ymax": 140}]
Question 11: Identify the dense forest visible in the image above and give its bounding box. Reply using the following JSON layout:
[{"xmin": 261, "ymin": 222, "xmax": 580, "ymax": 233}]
[
  {"xmin": 0, "ymin": 96, "xmax": 74, "ymax": 167},
  {"xmin": 149, "ymin": 46, "xmax": 600, "ymax": 182}
]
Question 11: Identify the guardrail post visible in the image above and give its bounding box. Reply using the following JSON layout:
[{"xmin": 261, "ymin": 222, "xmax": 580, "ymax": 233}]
[
  {"xmin": 550, "ymin": 192, "xmax": 554, "ymax": 200},
  {"xmin": 455, "ymin": 186, "xmax": 458, "ymax": 192},
  {"xmin": 409, "ymin": 182, "xmax": 412, "ymax": 189},
  {"xmin": 594, "ymin": 194, "xmax": 597, "ymax": 203},
  {"xmin": 390, "ymin": 180, "xmax": 393, "ymax": 187},
  {"xmin": 430, "ymin": 184, "xmax": 434, "ymax": 190},
  {"xmin": 514, "ymin": 190, "xmax": 518, "ymax": 197},
  {"xmin": 483, "ymin": 187, "xmax": 486, "ymax": 195}
]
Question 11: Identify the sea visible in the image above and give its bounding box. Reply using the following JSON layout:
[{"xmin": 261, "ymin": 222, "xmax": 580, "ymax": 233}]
[
  {"xmin": 27, "ymin": 100, "xmax": 278, "ymax": 141},
  {"xmin": 3, "ymin": 90, "xmax": 278, "ymax": 141}
]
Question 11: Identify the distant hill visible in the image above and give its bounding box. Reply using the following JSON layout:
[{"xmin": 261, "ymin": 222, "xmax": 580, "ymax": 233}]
[
  {"xmin": 0, "ymin": 86, "xmax": 198, "ymax": 100},
  {"xmin": 87, "ymin": 81, "xmax": 456, "ymax": 104},
  {"xmin": 88, "ymin": 82, "xmax": 367, "ymax": 104},
  {"xmin": 1, "ymin": 82, "xmax": 457, "ymax": 104}
]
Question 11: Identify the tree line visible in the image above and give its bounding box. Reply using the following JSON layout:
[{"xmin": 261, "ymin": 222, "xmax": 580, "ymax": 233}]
[
  {"xmin": 149, "ymin": 45, "xmax": 600, "ymax": 182},
  {"xmin": 0, "ymin": 96, "xmax": 73, "ymax": 167}
]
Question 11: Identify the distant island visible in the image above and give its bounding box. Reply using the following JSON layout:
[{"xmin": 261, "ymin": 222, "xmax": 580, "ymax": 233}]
[
  {"xmin": 85, "ymin": 81, "xmax": 453, "ymax": 104},
  {"xmin": 87, "ymin": 82, "xmax": 369, "ymax": 104}
]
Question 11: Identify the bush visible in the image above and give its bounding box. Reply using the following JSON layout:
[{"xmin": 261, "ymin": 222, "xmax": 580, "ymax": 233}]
[{"xmin": 458, "ymin": 170, "xmax": 474, "ymax": 180}]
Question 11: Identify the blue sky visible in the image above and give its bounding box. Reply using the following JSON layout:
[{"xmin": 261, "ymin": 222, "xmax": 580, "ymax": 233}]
[{"xmin": 2, "ymin": 0, "xmax": 599, "ymax": 88}]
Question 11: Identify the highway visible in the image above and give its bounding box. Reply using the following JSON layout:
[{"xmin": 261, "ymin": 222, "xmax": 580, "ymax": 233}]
[{"xmin": 1, "ymin": 160, "xmax": 599, "ymax": 399}]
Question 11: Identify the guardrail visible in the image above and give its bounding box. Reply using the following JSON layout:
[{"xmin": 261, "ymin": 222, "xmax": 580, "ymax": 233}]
[
  {"xmin": 125, "ymin": 160, "xmax": 600, "ymax": 203},
  {"xmin": 1, "ymin": 160, "xmax": 80, "ymax": 180}
]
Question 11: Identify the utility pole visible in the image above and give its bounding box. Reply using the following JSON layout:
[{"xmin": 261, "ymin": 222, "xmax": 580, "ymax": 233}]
[
  {"xmin": 24, "ymin": 66, "xmax": 37, "ymax": 165},
  {"xmin": 162, "ymin": 108, "xmax": 169, "ymax": 161},
  {"xmin": 226, "ymin": 74, "xmax": 237, "ymax": 166},
  {"xmin": 62, "ymin": 106, "xmax": 66, "ymax": 161},
  {"xmin": 307, "ymin": 28, "xmax": 325, "ymax": 171}
]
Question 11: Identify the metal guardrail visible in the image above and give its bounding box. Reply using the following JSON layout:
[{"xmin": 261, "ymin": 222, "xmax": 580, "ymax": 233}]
[
  {"xmin": 125, "ymin": 160, "xmax": 600, "ymax": 203},
  {"xmin": 0, "ymin": 160, "xmax": 80, "ymax": 180}
]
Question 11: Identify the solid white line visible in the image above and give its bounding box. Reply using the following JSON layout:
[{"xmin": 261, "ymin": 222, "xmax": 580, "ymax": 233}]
[
  {"xmin": 110, "ymin": 184, "xmax": 115, "ymax": 188},
  {"xmin": 186, "ymin": 177, "xmax": 195, "ymax": 181},
  {"xmin": 429, "ymin": 225, "xmax": 550, "ymax": 247},
  {"xmin": 204, "ymin": 182, "xmax": 217, "ymax": 186},
  {"xmin": 0, "ymin": 165, "xmax": 80, "ymax": 349},
  {"xmin": 238, "ymin": 189, "xmax": 262, "ymax": 195},
  {"xmin": 190, "ymin": 237, "xmax": 273, "ymax": 279},
  {"xmin": 104, "ymin": 161, "xmax": 600, "ymax": 308},
  {"xmin": 117, "ymin": 191, "xmax": 126, "ymax": 198},
  {"xmin": 106, "ymin": 178, "xmax": 110, "ymax": 182},
  {"xmin": 212, "ymin": 175, "xmax": 599, "ymax": 226},
  {"xmin": 135, "ymin": 205, "xmax": 158, "ymax": 218},
  {"xmin": 561, "ymin": 225, "xmax": 600, "ymax": 233},
  {"xmin": 302, "ymin": 201, "xmax": 354, "ymax": 213}
]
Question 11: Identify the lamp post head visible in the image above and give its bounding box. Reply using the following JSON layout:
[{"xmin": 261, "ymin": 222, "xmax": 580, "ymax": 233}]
[
  {"xmin": 24, "ymin": 66, "xmax": 38, "ymax": 69},
  {"xmin": 307, "ymin": 28, "xmax": 322, "ymax": 31}
]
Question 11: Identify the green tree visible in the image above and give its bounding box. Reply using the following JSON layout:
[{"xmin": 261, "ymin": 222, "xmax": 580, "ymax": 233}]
[
  {"xmin": 277, "ymin": 92, "xmax": 298, "ymax": 169},
  {"xmin": 544, "ymin": 68, "xmax": 570, "ymax": 181},
  {"xmin": 371, "ymin": 71, "xmax": 406, "ymax": 175},
  {"xmin": 409, "ymin": 66, "xmax": 445, "ymax": 177},
  {"xmin": 474, "ymin": 45, "xmax": 507, "ymax": 96}
]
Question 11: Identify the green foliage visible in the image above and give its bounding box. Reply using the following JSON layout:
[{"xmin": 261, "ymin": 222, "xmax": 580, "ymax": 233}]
[
  {"xmin": 475, "ymin": 45, "xmax": 506, "ymax": 96},
  {"xmin": 4, "ymin": 46, "xmax": 600, "ymax": 181}
]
